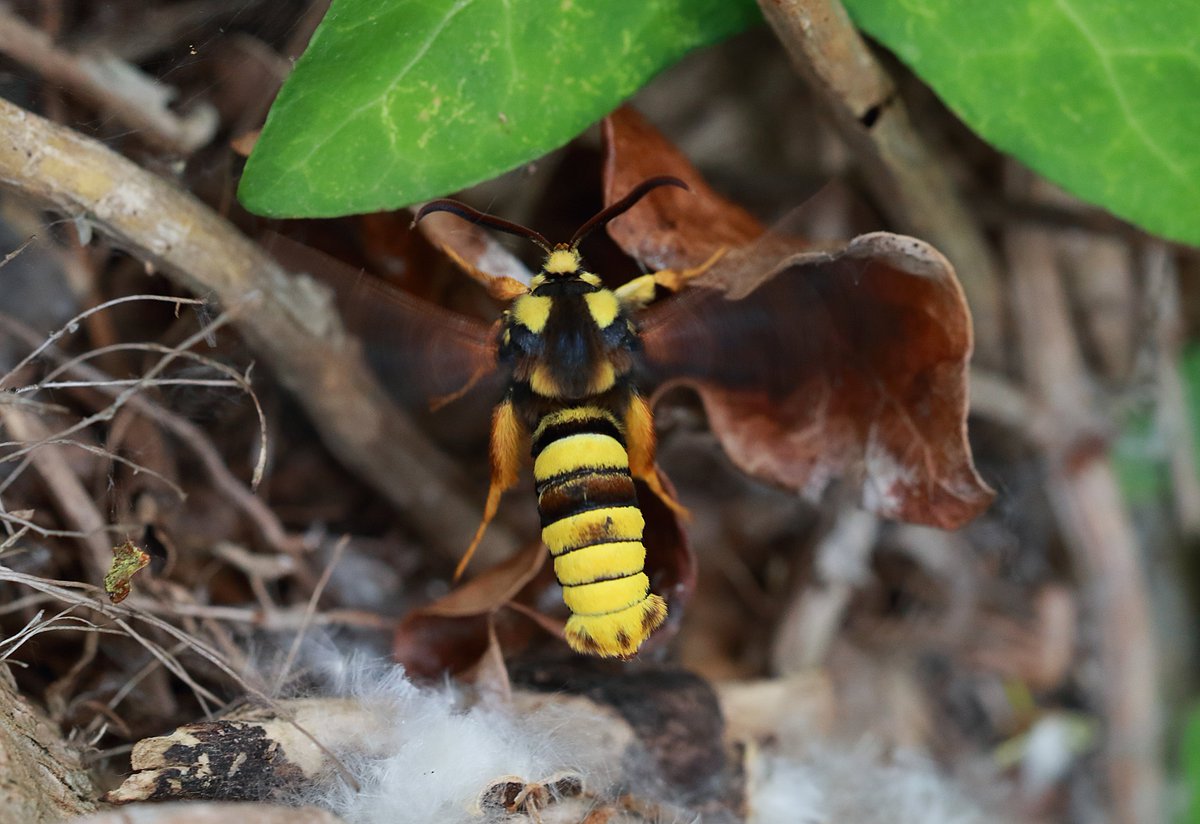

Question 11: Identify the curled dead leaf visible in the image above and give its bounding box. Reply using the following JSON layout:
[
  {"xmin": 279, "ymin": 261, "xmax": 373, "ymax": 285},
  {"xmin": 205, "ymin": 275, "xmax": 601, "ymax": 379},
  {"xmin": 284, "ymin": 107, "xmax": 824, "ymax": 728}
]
[{"xmin": 604, "ymin": 107, "xmax": 993, "ymax": 529}]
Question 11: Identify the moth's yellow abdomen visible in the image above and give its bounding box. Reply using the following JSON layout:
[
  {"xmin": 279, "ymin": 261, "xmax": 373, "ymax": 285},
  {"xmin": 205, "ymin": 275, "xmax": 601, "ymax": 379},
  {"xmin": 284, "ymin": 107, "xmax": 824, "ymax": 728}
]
[
  {"xmin": 565, "ymin": 594, "xmax": 667, "ymax": 659},
  {"xmin": 532, "ymin": 406, "xmax": 666, "ymax": 658}
]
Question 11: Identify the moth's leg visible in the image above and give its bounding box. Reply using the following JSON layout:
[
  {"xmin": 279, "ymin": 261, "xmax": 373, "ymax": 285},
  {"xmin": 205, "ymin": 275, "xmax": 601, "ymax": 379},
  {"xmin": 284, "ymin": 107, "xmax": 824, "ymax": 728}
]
[
  {"xmin": 613, "ymin": 274, "xmax": 659, "ymax": 310},
  {"xmin": 430, "ymin": 361, "xmax": 491, "ymax": 411},
  {"xmin": 440, "ymin": 244, "xmax": 529, "ymax": 301},
  {"xmin": 652, "ymin": 246, "xmax": 727, "ymax": 291},
  {"xmin": 624, "ymin": 392, "xmax": 688, "ymax": 518},
  {"xmin": 614, "ymin": 247, "xmax": 727, "ymax": 310},
  {"xmin": 456, "ymin": 399, "xmax": 526, "ymax": 581}
]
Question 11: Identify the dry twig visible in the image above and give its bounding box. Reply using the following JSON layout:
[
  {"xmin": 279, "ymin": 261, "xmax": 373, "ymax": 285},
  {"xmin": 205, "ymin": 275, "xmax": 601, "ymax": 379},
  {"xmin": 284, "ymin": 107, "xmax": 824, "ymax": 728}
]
[
  {"xmin": 0, "ymin": 5, "xmax": 217, "ymax": 154},
  {"xmin": 0, "ymin": 565, "xmax": 358, "ymax": 789},
  {"xmin": 0, "ymin": 98, "xmax": 517, "ymax": 564},
  {"xmin": 0, "ymin": 407, "xmax": 112, "ymax": 577}
]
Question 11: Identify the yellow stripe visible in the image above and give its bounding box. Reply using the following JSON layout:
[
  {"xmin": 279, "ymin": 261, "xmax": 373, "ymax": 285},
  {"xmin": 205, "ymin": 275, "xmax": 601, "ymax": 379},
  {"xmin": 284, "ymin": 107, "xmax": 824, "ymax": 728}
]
[
  {"xmin": 533, "ymin": 433, "xmax": 628, "ymax": 480},
  {"xmin": 584, "ymin": 290, "xmax": 619, "ymax": 328},
  {"xmin": 533, "ymin": 407, "xmax": 619, "ymax": 442},
  {"xmin": 511, "ymin": 294, "xmax": 551, "ymax": 333},
  {"xmin": 565, "ymin": 594, "xmax": 667, "ymax": 658},
  {"xmin": 554, "ymin": 541, "xmax": 646, "ymax": 586},
  {"xmin": 542, "ymin": 506, "xmax": 644, "ymax": 555},
  {"xmin": 561, "ymin": 573, "xmax": 649, "ymax": 616}
]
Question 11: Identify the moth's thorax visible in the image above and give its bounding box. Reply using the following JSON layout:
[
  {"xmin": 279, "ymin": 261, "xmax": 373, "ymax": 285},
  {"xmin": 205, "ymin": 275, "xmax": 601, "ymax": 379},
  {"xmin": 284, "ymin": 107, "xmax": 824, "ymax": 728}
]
[{"xmin": 502, "ymin": 263, "xmax": 636, "ymax": 403}]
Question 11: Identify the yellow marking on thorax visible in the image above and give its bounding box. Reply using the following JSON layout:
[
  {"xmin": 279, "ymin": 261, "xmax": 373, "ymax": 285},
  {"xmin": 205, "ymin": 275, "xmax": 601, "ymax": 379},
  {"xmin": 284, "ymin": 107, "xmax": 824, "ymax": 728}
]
[
  {"xmin": 511, "ymin": 294, "xmax": 552, "ymax": 333},
  {"xmin": 544, "ymin": 248, "xmax": 581, "ymax": 274},
  {"xmin": 587, "ymin": 361, "xmax": 615, "ymax": 394},
  {"xmin": 584, "ymin": 290, "xmax": 619, "ymax": 328},
  {"xmin": 579, "ymin": 272, "xmax": 602, "ymax": 287},
  {"xmin": 534, "ymin": 432, "xmax": 629, "ymax": 480},
  {"xmin": 531, "ymin": 361, "xmax": 616, "ymax": 398},
  {"xmin": 530, "ymin": 365, "xmax": 562, "ymax": 397},
  {"xmin": 542, "ymin": 506, "xmax": 645, "ymax": 555}
]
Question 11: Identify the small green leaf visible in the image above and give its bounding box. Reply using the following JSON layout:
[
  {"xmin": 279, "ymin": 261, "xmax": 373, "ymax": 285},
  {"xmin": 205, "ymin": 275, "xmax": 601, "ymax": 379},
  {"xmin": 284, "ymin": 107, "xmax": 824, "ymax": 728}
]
[
  {"xmin": 239, "ymin": 0, "xmax": 760, "ymax": 217},
  {"xmin": 104, "ymin": 540, "xmax": 151, "ymax": 604},
  {"xmin": 842, "ymin": 0, "xmax": 1200, "ymax": 246}
]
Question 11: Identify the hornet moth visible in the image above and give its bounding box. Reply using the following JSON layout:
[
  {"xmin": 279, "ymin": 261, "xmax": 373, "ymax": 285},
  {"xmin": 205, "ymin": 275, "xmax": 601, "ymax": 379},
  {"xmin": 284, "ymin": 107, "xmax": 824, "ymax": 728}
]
[
  {"xmin": 271, "ymin": 151, "xmax": 989, "ymax": 661},
  {"xmin": 409, "ymin": 176, "xmax": 721, "ymax": 659}
]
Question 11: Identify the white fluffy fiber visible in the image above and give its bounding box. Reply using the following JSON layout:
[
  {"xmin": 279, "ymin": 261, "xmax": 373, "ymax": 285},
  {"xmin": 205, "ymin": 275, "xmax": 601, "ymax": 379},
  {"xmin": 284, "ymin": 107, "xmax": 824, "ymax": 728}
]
[
  {"xmin": 292, "ymin": 651, "xmax": 606, "ymax": 824},
  {"xmin": 748, "ymin": 745, "xmax": 1005, "ymax": 824}
]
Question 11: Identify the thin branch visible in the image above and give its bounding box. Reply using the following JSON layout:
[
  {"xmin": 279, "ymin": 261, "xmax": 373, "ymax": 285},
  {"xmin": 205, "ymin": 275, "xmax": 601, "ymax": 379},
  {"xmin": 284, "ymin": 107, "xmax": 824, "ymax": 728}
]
[
  {"xmin": 0, "ymin": 4, "xmax": 217, "ymax": 153},
  {"xmin": 0, "ymin": 434, "xmax": 185, "ymax": 501},
  {"xmin": 22, "ymin": 338, "xmax": 269, "ymax": 490},
  {"xmin": 0, "ymin": 293, "xmax": 206, "ymax": 391},
  {"xmin": 0, "ymin": 313, "xmax": 302, "ymax": 561},
  {"xmin": 0, "ymin": 97, "xmax": 519, "ymax": 564},
  {"xmin": 272, "ymin": 535, "xmax": 348, "ymax": 695},
  {"xmin": 0, "ymin": 406, "xmax": 114, "ymax": 576}
]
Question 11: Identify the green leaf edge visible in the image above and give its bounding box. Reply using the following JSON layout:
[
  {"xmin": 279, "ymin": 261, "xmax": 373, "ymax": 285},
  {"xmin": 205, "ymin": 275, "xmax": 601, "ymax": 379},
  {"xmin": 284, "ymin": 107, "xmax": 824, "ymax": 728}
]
[{"xmin": 238, "ymin": 1, "xmax": 762, "ymax": 218}]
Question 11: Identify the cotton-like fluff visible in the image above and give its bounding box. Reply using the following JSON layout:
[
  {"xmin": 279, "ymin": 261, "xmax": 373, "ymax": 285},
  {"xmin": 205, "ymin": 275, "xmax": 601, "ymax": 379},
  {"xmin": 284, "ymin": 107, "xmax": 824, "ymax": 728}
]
[
  {"xmin": 747, "ymin": 744, "xmax": 1007, "ymax": 824},
  {"xmin": 293, "ymin": 652, "xmax": 613, "ymax": 824}
]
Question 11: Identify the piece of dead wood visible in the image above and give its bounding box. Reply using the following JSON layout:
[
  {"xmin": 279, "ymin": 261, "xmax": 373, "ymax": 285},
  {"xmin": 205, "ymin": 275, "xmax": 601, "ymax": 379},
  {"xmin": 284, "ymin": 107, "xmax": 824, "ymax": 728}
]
[
  {"xmin": 106, "ymin": 698, "xmax": 368, "ymax": 803},
  {"xmin": 0, "ymin": 664, "xmax": 96, "ymax": 823},
  {"xmin": 108, "ymin": 677, "xmax": 738, "ymax": 813},
  {"xmin": 716, "ymin": 672, "xmax": 835, "ymax": 755},
  {"xmin": 107, "ymin": 690, "xmax": 637, "ymax": 805},
  {"xmin": 0, "ymin": 96, "xmax": 518, "ymax": 564},
  {"xmin": 68, "ymin": 802, "xmax": 345, "ymax": 824},
  {"xmin": 0, "ymin": 5, "xmax": 217, "ymax": 154},
  {"xmin": 756, "ymin": 0, "xmax": 1005, "ymax": 366}
]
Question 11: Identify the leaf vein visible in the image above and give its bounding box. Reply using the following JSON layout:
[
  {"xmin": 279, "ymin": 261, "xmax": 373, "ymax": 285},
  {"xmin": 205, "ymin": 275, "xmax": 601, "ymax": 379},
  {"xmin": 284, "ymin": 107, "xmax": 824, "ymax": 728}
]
[{"xmin": 1053, "ymin": 0, "xmax": 1193, "ymax": 187}]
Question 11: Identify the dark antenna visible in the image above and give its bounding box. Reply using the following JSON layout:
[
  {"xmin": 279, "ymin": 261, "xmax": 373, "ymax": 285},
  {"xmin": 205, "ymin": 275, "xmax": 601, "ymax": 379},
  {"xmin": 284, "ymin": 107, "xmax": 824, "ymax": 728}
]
[
  {"xmin": 569, "ymin": 176, "xmax": 689, "ymax": 249},
  {"xmin": 413, "ymin": 199, "xmax": 552, "ymax": 253}
]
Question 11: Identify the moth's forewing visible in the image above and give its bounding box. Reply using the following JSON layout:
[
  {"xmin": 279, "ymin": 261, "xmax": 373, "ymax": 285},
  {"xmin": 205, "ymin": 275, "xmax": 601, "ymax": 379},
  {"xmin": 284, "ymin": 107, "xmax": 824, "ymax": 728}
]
[{"xmin": 264, "ymin": 232, "xmax": 504, "ymax": 414}]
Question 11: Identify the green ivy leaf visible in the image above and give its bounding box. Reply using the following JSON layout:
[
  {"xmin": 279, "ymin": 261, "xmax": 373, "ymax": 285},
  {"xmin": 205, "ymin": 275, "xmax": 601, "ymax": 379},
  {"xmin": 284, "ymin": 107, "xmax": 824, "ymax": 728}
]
[
  {"xmin": 239, "ymin": 0, "xmax": 760, "ymax": 217},
  {"xmin": 843, "ymin": 0, "xmax": 1200, "ymax": 246}
]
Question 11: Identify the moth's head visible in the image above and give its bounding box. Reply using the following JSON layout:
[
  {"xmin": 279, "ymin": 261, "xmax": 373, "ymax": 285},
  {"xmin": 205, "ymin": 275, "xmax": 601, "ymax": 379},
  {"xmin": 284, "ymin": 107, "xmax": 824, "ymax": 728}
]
[
  {"xmin": 412, "ymin": 176, "xmax": 688, "ymax": 287},
  {"xmin": 542, "ymin": 244, "xmax": 582, "ymax": 277}
]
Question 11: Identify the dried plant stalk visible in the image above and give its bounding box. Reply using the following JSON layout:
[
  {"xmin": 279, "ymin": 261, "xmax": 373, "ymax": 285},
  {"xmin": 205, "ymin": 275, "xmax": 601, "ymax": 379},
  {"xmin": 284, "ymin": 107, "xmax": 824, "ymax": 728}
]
[{"xmin": 0, "ymin": 97, "xmax": 517, "ymax": 563}]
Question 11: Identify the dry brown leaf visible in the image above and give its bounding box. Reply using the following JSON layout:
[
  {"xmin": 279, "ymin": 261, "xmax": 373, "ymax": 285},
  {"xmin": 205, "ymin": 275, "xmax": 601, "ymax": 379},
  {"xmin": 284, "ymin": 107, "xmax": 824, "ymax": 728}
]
[
  {"xmin": 603, "ymin": 108, "xmax": 765, "ymax": 268},
  {"xmin": 604, "ymin": 108, "xmax": 993, "ymax": 529},
  {"xmin": 393, "ymin": 542, "xmax": 546, "ymax": 677}
]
